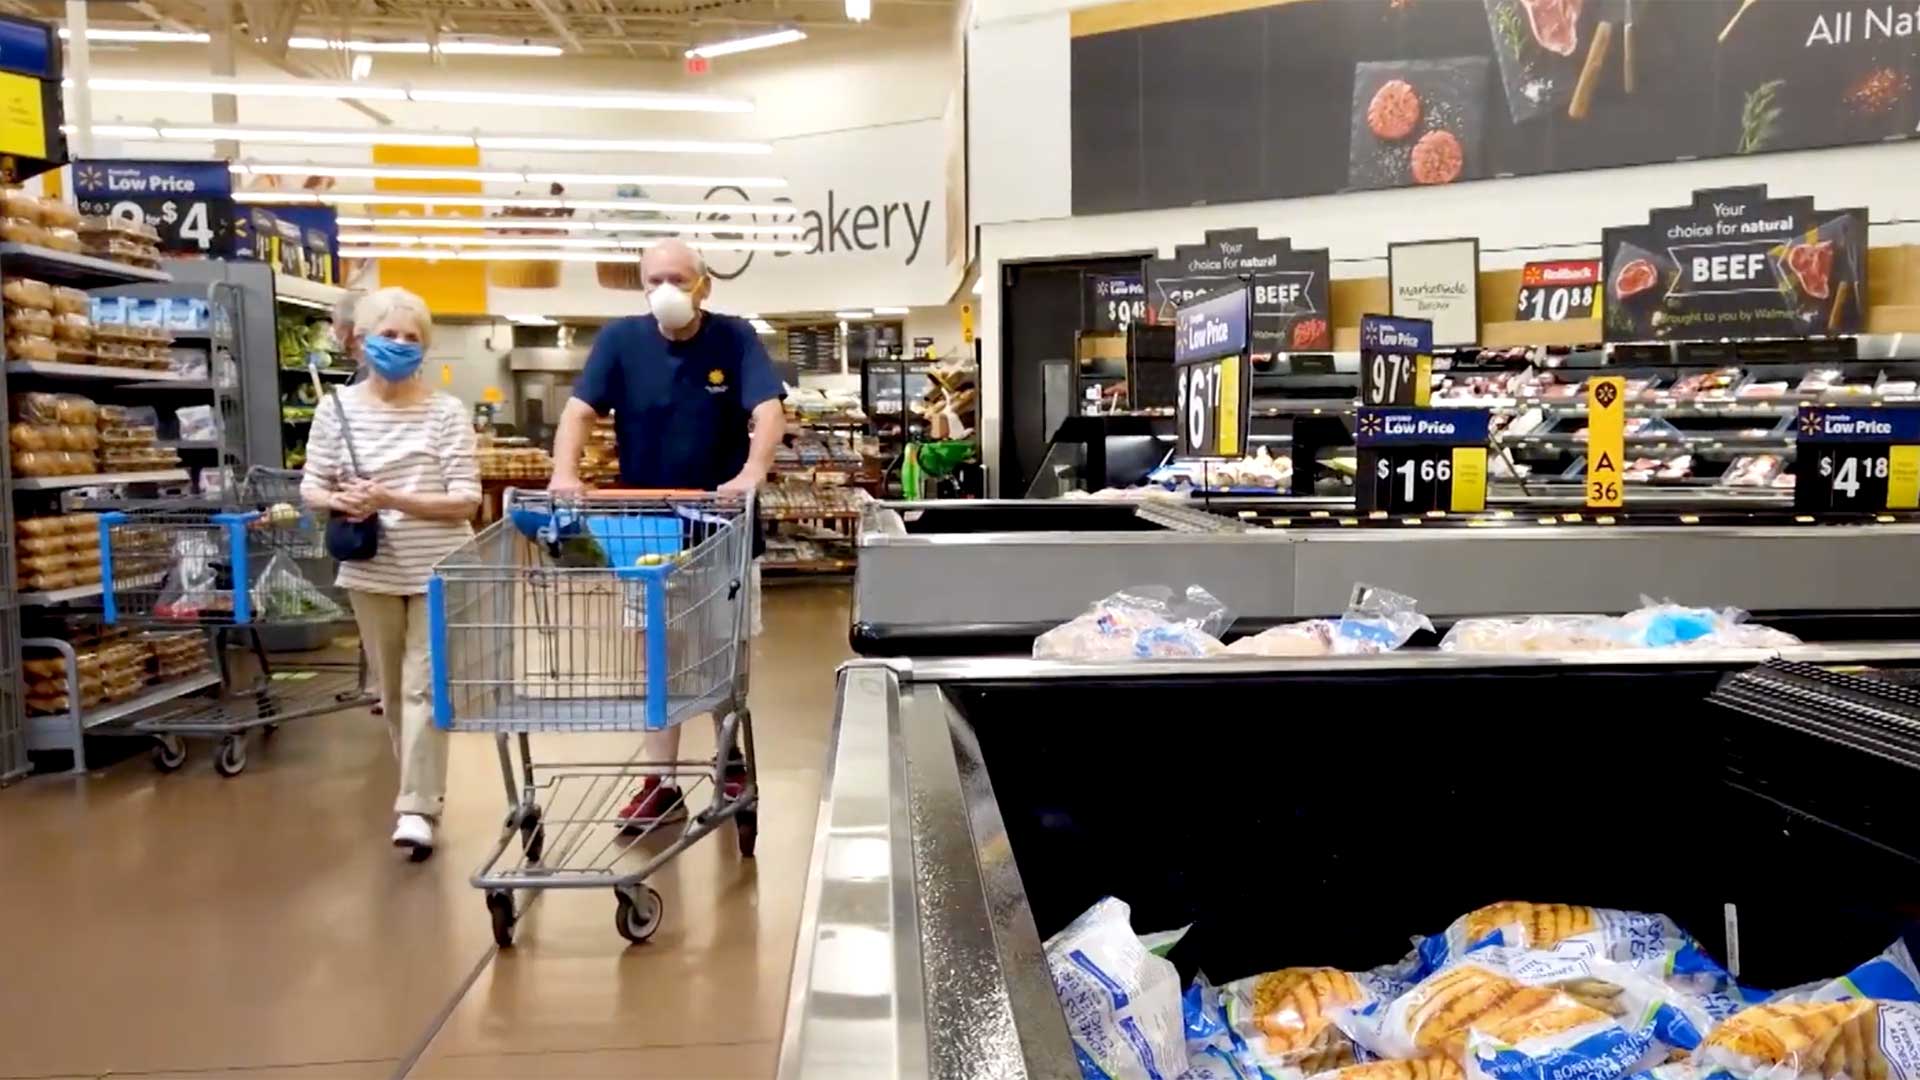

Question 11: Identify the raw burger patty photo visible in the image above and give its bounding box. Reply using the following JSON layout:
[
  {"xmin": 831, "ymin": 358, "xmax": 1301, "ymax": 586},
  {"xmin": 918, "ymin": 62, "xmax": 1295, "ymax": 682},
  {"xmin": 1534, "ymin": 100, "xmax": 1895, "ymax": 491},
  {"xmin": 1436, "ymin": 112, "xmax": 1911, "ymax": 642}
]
[
  {"xmin": 1410, "ymin": 130, "xmax": 1463, "ymax": 184},
  {"xmin": 1367, "ymin": 79, "xmax": 1422, "ymax": 140}
]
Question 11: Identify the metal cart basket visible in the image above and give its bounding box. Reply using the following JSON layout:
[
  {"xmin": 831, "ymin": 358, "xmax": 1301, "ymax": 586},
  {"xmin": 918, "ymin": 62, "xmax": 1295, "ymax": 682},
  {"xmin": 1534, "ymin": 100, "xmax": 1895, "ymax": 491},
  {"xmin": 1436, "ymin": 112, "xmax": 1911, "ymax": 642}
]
[
  {"xmin": 89, "ymin": 467, "xmax": 372, "ymax": 775},
  {"xmin": 428, "ymin": 490, "xmax": 758, "ymax": 947}
]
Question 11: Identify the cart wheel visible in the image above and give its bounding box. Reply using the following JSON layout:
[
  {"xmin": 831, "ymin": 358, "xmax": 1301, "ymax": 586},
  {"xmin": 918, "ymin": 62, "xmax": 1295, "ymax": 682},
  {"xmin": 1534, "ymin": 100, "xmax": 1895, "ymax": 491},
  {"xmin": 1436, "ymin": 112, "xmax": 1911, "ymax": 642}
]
[
  {"xmin": 213, "ymin": 735, "xmax": 248, "ymax": 777},
  {"xmin": 486, "ymin": 890, "xmax": 516, "ymax": 948},
  {"xmin": 151, "ymin": 735, "xmax": 187, "ymax": 772},
  {"xmin": 519, "ymin": 807, "xmax": 545, "ymax": 864},
  {"xmin": 614, "ymin": 886, "xmax": 663, "ymax": 945},
  {"xmin": 734, "ymin": 809, "xmax": 757, "ymax": 858}
]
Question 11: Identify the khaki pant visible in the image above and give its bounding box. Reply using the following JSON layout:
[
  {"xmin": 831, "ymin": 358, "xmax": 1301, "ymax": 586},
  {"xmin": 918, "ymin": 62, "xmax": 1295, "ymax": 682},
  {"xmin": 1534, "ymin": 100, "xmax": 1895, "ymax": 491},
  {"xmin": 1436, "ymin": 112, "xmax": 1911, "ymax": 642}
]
[{"xmin": 350, "ymin": 589, "xmax": 449, "ymax": 818}]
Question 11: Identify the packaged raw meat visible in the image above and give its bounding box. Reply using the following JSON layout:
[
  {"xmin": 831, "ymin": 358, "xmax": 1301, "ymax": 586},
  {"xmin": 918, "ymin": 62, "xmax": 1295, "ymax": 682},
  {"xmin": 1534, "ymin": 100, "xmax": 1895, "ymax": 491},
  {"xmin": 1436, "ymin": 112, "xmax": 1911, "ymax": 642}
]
[
  {"xmin": 1045, "ymin": 897, "xmax": 1188, "ymax": 1080},
  {"xmin": 1225, "ymin": 620, "xmax": 1337, "ymax": 657},
  {"xmin": 1807, "ymin": 938, "xmax": 1920, "ymax": 1004},
  {"xmin": 1720, "ymin": 455, "xmax": 1784, "ymax": 488},
  {"xmin": 1330, "ymin": 584, "xmax": 1433, "ymax": 654},
  {"xmin": 1181, "ymin": 978, "xmax": 1261, "ymax": 1080},
  {"xmin": 1440, "ymin": 615, "xmax": 1627, "ymax": 653},
  {"xmin": 1032, "ymin": 585, "xmax": 1230, "ymax": 661}
]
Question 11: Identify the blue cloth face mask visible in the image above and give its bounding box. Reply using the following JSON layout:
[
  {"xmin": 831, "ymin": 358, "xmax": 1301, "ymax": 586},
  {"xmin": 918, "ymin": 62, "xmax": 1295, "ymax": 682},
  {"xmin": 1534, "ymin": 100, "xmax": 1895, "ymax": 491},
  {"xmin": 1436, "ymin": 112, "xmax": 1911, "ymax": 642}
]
[{"xmin": 364, "ymin": 334, "xmax": 425, "ymax": 380}]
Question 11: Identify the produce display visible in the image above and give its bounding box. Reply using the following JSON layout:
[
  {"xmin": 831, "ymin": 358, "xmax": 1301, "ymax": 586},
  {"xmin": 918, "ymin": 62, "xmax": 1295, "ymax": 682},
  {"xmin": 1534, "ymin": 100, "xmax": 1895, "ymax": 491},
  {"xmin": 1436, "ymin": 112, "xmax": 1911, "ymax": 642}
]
[{"xmin": 1049, "ymin": 897, "xmax": 1920, "ymax": 1080}]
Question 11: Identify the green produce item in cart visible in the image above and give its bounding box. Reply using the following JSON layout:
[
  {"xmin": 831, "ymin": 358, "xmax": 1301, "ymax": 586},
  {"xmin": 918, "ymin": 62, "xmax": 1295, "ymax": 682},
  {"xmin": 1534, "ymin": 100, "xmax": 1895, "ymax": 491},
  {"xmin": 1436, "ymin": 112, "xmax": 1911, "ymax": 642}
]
[{"xmin": 552, "ymin": 533, "xmax": 610, "ymax": 568}]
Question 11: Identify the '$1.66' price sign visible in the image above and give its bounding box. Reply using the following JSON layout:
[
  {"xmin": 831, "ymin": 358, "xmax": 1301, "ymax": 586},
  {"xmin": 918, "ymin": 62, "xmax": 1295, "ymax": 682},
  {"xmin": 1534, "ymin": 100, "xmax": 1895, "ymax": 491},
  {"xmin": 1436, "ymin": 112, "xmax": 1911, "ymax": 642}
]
[{"xmin": 1795, "ymin": 406, "xmax": 1920, "ymax": 514}]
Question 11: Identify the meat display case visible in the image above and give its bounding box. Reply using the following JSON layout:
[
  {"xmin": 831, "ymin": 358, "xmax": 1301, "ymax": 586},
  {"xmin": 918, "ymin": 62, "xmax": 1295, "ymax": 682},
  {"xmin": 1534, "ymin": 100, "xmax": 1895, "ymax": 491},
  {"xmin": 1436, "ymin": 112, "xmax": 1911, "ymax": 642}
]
[
  {"xmin": 854, "ymin": 498, "xmax": 1920, "ymax": 655},
  {"xmin": 778, "ymin": 647, "xmax": 1920, "ymax": 1079}
]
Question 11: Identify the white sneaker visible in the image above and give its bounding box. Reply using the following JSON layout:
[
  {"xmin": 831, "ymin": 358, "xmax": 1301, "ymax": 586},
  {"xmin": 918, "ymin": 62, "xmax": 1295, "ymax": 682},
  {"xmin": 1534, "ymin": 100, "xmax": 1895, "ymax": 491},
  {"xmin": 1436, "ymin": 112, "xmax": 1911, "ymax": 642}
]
[{"xmin": 391, "ymin": 813, "xmax": 434, "ymax": 859}]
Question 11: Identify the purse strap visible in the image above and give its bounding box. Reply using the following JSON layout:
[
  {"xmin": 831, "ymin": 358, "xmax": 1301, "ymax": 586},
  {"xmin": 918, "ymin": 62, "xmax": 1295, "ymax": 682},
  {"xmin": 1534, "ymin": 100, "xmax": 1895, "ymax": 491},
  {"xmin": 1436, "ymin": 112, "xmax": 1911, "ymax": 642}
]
[{"xmin": 309, "ymin": 359, "xmax": 365, "ymax": 479}]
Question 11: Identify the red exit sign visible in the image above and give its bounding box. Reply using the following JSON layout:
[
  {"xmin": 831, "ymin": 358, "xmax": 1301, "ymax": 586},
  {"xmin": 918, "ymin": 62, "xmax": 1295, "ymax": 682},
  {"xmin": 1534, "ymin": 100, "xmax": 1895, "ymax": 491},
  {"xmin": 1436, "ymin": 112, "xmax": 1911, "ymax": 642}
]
[{"xmin": 685, "ymin": 55, "xmax": 710, "ymax": 75}]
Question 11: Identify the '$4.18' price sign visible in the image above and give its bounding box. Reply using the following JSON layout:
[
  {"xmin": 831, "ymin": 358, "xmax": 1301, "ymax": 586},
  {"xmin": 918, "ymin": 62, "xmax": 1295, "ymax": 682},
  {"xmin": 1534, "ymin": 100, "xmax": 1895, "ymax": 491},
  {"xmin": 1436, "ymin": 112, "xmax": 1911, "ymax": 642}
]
[{"xmin": 1795, "ymin": 407, "xmax": 1920, "ymax": 514}]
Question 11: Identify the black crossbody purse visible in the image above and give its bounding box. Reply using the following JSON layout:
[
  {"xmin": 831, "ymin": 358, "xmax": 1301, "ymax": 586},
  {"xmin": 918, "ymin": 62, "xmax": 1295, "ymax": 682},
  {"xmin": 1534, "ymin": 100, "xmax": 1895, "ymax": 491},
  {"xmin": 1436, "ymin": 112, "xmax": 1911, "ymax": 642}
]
[{"xmin": 322, "ymin": 385, "xmax": 381, "ymax": 562}]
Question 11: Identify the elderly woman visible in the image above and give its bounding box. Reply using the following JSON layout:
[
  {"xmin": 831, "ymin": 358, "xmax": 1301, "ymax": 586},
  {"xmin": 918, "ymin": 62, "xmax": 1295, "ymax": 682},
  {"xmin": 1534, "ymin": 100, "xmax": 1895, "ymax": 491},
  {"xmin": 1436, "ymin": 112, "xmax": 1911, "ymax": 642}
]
[{"xmin": 301, "ymin": 286, "xmax": 479, "ymax": 859}]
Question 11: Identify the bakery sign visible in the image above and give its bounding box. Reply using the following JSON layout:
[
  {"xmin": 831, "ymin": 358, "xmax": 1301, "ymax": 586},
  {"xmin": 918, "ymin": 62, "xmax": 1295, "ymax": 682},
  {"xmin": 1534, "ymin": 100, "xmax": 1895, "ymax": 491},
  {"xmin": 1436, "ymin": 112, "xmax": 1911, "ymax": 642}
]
[
  {"xmin": 1601, "ymin": 185, "xmax": 1867, "ymax": 343},
  {"xmin": 1144, "ymin": 228, "xmax": 1331, "ymax": 359}
]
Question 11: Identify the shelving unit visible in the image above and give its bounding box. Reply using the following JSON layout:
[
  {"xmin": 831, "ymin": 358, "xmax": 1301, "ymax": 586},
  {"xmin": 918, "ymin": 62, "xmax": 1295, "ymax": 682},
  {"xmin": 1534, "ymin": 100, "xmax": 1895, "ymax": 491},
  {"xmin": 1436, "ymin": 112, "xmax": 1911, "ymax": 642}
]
[{"xmin": 0, "ymin": 244, "xmax": 238, "ymax": 776}]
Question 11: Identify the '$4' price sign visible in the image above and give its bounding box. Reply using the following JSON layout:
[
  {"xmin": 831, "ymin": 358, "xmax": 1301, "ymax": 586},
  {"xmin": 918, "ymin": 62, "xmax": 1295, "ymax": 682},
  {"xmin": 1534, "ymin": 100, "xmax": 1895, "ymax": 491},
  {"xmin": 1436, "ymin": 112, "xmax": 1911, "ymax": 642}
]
[{"xmin": 79, "ymin": 195, "xmax": 231, "ymax": 255}]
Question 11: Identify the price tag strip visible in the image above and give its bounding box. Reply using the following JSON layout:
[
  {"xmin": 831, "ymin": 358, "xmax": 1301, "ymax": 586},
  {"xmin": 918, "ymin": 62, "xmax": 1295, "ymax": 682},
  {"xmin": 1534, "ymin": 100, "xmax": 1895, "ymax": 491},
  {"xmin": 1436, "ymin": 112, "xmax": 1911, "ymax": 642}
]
[
  {"xmin": 1355, "ymin": 407, "xmax": 1490, "ymax": 515},
  {"xmin": 1359, "ymin": 314, "xmax": 1432, "ymax": 407},
  {"xmin": 1516, "ymin": 259, "xmax": 1600, "ymax": 322},
  {"xmin": 1585, "ymin": 376, "xmax": 1626, "ymax": 509},
  {"xmin": 1795, "ymin": 407, "xmax": 1920, "ymax": 515},
  {"xmin": 1173, "ymin": 286, "xmax": 1253, "ymax": 461}
]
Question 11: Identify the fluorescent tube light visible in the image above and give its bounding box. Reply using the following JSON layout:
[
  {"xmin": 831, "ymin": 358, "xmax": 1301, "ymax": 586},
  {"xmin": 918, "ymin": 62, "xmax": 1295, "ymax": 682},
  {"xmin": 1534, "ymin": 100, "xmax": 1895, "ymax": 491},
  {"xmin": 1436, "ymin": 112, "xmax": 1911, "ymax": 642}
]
[
  {"xmin": 60, "ymin": 27, "xmax": 209, "ymax": 43},
  {"xmin": 835, "ymin": 310, "xmax": 873, "ymax": 319},
  {"xmin": 685, "ymin": 28, "xmax": 807, "ymax": 59},
  {"xmin": 476, "ymin": 135, "xmax": 771, "ymax": 155},
  {"xmin": 873, "ymin": 306, "xmax": 909, "ymax": 315},
  {"xmin": 286, "ymin": 37, "xmax": 564, "ymax": 57},
  {"xmin": 332, "ymin": 214, "xmax": 802, "ymax": 236},
  {"xmin": 78, "ymin": 76, "xmax": 750, "ymax": 113},
  {"xmin": 233, "ymin": 161, "xmax": 786, "ymax": 189},
  {"xmin": 847, "ymin": 0, "xmax": 873, "ymax": 20}
]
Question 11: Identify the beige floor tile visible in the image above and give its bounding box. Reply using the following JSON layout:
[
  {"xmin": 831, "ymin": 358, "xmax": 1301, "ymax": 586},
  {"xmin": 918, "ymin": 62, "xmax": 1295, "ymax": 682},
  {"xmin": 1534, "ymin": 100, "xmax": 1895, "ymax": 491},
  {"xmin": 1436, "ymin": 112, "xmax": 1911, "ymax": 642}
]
[
  {"xmin": 0, "ymin": 585, "xmax": 848, "ymax": 1080},
  {"xmin": 413, "ymin": 1041, "xmax": 773, "ymax": 1079}
]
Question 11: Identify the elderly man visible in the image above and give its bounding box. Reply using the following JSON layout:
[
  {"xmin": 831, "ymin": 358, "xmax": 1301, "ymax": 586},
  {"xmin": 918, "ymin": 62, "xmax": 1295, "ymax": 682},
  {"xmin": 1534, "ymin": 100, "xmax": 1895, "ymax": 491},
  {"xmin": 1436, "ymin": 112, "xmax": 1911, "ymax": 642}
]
[{"xmin": 550, "ymin": 238, "xmax": 784, "ymax": 828}]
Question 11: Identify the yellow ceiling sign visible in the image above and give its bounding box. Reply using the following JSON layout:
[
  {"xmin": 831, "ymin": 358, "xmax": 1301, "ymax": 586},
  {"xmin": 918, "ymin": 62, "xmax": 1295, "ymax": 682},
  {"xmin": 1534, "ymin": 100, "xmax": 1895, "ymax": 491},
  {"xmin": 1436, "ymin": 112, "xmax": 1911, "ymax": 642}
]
[
  {"xmin": 1070, "ymin": 0, "xmax": 1311, "ymax": 37},
  {"xmin": 0, "ymin": 71, "xmax": 47, "ymax": 161}
]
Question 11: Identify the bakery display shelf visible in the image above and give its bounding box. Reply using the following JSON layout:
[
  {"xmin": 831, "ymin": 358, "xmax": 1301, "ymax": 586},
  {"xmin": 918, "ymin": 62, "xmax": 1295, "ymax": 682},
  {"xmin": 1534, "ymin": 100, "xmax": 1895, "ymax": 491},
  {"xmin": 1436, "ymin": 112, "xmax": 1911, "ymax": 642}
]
[
  {"xmin": 18, "ymin": 568, "xmax": 166, "ymax": 607},
  {"xmin": 0, "ymin": 243, "xmax": 171, "ymax": 287},
  {"xmin": 764, "ymin": 558, "xmax": 857, "ymax": 574},
  {"xmin": 762, "ymin": 508, "xmax": 864, "ymax": 522},
  {"xmin": 77, "ymin": 670, "xmax": 222, "ymax": 731},
  {"xmin": 11, "ymin": 469, "xmax": 189, "ymax": 490},
  {"xmin": 128, "ymin": 377, "xmax": 213, "ymax": 391},
  {"xmin": 5, "ymin": 360, "xmax": 198, "ymax": 383}
]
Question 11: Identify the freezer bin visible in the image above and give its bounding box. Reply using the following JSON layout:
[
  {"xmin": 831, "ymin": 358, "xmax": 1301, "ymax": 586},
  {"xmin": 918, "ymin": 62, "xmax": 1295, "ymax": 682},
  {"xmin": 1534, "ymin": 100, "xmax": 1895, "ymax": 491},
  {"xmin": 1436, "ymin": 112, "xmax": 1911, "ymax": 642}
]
[{"xmin": 779, "ymin": 647, "xmax": 1920, "ymax": 1079}]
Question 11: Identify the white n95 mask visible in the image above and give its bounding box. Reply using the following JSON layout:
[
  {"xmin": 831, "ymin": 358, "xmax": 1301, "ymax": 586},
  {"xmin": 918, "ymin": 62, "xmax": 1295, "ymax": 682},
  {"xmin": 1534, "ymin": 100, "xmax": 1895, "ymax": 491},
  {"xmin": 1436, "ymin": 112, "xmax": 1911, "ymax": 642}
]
[{"xmin": 649, "ymin": 283, "xmax": 697, "ymax": 332}]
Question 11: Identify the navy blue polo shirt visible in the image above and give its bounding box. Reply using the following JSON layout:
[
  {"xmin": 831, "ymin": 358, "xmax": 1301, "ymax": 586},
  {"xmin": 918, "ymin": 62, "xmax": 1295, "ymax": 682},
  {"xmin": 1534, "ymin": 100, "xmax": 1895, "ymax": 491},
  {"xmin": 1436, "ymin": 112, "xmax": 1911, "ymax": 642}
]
[{"xmin": 572, "ymin": 313, "xmax": 784, "ymax": 490}]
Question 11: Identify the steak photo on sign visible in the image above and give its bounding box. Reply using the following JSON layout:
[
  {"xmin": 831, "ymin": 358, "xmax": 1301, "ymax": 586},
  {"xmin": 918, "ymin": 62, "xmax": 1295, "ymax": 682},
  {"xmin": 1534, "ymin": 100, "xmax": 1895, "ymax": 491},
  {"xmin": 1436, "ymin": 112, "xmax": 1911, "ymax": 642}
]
[{"xmin": 1484, "ymin": 0, "xmax": 1594, "ymax": 122}]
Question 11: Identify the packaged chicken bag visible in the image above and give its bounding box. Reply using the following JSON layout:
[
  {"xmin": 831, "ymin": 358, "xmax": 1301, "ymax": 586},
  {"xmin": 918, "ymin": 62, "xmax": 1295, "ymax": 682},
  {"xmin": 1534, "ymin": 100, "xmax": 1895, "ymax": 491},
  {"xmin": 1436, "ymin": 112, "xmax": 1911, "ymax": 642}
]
[
  {"xmin": 1045, "ymin": 897, "xmax": 1188, "ymax": 1080},
  {"xmin": 1033, "ymin": 585, "xmax": 1230, "ymax": 661},
  {"xmin": 1220, "ymin": 967, "xmax": 1378, "ymax": 1075},
  {"xmin": 1342, "ymin": 946, "xmax": 1717, "ymax": 1080},
  {"xmin": 1408, "ymin": 903, "xmax": 1735, "ymax": 997},
  {"xmin": 1697, "ymin": 998, "xmax": 1920, "ymax": 1080},
  {"xmin": 1808, "ymin": 938, "xmax": 1920, "ymax": 1005}
]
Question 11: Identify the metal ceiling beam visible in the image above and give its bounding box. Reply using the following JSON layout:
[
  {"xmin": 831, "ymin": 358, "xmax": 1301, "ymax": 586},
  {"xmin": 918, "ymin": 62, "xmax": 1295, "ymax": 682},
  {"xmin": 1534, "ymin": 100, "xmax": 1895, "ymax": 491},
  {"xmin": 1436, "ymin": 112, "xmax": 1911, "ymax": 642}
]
[{"xmin": 522, "ymin": 0, "xmax": 587, "ymax": 53}]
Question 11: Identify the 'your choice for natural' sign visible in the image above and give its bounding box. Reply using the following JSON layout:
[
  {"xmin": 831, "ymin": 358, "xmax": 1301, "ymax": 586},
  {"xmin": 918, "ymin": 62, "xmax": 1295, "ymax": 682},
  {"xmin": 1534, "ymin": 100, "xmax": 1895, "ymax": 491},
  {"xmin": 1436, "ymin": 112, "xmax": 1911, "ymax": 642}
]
[{"xmin": 485, "ymin": 118, "xmax": 955, "ymax": 317}]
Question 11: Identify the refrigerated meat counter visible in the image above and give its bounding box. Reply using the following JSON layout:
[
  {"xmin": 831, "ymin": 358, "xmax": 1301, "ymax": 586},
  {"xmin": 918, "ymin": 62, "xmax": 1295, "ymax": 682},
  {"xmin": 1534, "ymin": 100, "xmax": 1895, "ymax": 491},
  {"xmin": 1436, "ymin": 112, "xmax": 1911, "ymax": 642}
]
[
  {"xmin": 777, "ymin": 648, "xmax": 1920, "ymax": 1079},
  {"xmin": 855, "ymin": 498, "xmax": 1920, "ymax": 654}
]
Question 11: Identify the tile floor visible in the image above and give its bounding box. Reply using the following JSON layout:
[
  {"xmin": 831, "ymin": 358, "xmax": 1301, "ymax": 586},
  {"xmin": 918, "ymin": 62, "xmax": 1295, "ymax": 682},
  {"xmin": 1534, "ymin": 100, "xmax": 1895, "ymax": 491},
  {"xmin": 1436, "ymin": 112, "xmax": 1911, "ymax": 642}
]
[{"xmin": 0, "ymin": 583, "xmax": 850, "ymax": 1080}]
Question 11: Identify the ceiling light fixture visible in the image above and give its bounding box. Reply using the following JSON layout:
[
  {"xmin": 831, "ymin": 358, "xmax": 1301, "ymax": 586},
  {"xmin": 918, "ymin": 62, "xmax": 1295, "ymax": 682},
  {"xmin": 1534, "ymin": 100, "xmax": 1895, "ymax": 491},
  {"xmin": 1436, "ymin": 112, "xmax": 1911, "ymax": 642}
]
[
  {"xmin": 506, "ymin": 314, "xmax": 559, "ymax": 325},
  {"xmin": 685, "ymin": 28, "xmax": 807, "ymax": 59},
  {"xmin": 873, "ymin": 306, "xmax": 910, "ymax": 315},
  {"xmin": 333, "ymin": 214, "xmax": 804, "ymax": 237},
  {"xmin": 236, "ymin": 190, "xmax": 796, "ymax": 215},
  {"xmin": 750, "ymin": 318, "xmax": 775, "ymax": 334},
  {"xmin": 475, "ymin": 135, "xmax": 771, "ymax": 155},
  {"xmin": 846, "ymin": 0, "xmax": 873, "ymax": 21},
  {"xmin": 285, "ymin": 37, "xmax": 564, "ymax": 57},
  {"xmin": 77, "ymin": 123, "xmax": 770, "ymax": 155},
  {"xmin": 78, "ymin": 76, "xmax": 751, "ymax": 113},
  {"xmin": 835, "ymin": 310, "xmax": 874, "ymax": 319},
  {"xmin": 406, "ymin": 87, "xmax": 750, "ymax": 113},
  {"xmin": 231, "ymin": 161, "xmax": 787, "ymax": 189},
  {"xmin": 340, "ymin": 240, "xmax": 809, "ymax": 261},
  {"xmin": 340, "ymin": 233, "xmax": 809, "ymax": 252},
  {"xmin": 59, "ymin": 27, "xmax": 209, "ymax": 43},
  {"xmin": 349, "ymin": 54, "xmax": 374, "ymax": 81}
]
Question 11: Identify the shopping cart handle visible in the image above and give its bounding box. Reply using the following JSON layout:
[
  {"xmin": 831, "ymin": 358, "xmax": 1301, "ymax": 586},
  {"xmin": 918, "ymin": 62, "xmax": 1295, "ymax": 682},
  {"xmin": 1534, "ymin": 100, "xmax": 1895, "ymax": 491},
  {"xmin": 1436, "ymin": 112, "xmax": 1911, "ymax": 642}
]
[{"xmin": 592, "ymin": 488, "xmax": 734, "ymax": 499}]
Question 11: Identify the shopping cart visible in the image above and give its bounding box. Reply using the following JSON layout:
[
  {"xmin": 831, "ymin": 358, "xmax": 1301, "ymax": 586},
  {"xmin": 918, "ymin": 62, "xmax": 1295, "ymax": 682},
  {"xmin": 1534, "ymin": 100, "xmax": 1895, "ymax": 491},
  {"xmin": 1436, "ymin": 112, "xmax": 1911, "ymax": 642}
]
[
  {"xmin": 87, "ymin": 467, "xmax": 373, "ymax": 776},
  {"xmin": 428, "ymin": 490, "xmax": 758, "ymax": 947}
]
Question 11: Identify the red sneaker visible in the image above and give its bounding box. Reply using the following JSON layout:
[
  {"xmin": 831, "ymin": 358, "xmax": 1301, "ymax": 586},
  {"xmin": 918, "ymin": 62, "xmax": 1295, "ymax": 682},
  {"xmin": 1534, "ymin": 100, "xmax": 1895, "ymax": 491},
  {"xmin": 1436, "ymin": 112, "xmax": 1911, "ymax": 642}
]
[{"xmin": 616, "ymin": 778, "xmax": 686, "ymax": 833}]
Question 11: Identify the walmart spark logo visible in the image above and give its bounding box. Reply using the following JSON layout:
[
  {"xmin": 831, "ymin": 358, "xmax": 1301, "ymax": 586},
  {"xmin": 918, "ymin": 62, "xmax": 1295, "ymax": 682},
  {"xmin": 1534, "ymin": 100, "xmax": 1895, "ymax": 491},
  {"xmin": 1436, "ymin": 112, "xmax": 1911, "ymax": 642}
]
[
  {"xmin": 76, "ymin": 164, "xmax": 103, "ymax": 190},
  {"xmin": 707, "ymin": 369, "xmax": 725, "ymax": 385},
  {"xmin": 1359, "ymin": 413, "xmax": 1385, "ymax": 437},
  {"xmin": 1800, "ymin": 410, "xmax": 1826, "ymax": 437}
]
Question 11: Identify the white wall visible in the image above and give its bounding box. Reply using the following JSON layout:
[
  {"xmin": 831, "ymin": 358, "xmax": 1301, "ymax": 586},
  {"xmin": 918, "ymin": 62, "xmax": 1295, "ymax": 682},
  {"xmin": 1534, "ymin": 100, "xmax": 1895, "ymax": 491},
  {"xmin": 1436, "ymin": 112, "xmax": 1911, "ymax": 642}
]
[
  {"xmin": 431, "ymin": 320, "xmax": 514, "ymax": 421},
  {"xmin": 966, "ymin": 0, "xmax": 1920, "ymax": 491}
]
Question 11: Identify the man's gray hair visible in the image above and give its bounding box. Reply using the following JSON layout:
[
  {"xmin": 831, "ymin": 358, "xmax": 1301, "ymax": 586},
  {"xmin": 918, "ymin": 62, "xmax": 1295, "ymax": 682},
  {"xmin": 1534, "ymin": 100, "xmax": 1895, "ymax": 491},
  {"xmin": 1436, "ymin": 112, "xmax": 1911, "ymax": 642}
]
[
  {"xmin": 331, "ymin": 287, "xmax": 366, "ymax": 330},
  {"xmin": 644, "ymin": 237, "xmax": 707, "ymax": 277}
]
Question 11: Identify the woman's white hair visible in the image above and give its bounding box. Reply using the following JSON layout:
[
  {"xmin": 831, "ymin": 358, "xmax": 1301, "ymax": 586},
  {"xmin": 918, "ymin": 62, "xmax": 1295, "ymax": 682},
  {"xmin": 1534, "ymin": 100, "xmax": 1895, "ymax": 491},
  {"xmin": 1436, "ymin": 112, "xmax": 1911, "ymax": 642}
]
[{"xmin": 353, "ymin": 286, "xmax": 434, "ymax": 346}]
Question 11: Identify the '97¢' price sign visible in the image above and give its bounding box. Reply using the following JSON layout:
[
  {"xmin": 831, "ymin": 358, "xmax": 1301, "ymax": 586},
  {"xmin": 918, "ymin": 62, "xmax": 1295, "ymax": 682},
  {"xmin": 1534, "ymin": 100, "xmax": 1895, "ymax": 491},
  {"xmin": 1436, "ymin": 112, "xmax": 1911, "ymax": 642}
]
[{"xmin": 1795, "ymin": 407, "xmax": 1920, "ymax": 514}]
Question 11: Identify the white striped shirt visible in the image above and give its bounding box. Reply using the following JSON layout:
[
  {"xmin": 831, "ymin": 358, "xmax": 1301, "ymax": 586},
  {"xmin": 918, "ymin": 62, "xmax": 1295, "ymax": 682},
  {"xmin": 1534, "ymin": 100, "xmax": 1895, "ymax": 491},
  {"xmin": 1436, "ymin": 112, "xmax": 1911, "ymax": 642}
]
[{"xmin": 300, "ymin": 383, "xmax": 480, "ymax": 595}]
